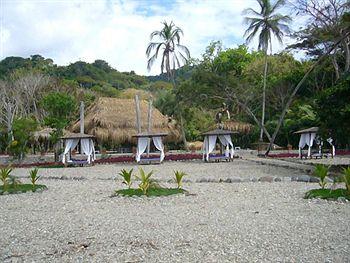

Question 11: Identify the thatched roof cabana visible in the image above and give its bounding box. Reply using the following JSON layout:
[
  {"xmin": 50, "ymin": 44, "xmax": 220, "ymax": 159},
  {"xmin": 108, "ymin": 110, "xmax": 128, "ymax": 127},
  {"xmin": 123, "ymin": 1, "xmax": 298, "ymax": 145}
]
[{"xmin": 71, "ymin": 97, "xmax": 181, "ymax": 144}]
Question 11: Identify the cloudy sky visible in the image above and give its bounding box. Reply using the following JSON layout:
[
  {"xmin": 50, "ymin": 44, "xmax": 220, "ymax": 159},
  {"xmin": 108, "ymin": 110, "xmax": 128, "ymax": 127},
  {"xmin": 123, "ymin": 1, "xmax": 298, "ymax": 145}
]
[{"xmin": 1, "ymin": 0, "xmax": 300, "ymax": 75}]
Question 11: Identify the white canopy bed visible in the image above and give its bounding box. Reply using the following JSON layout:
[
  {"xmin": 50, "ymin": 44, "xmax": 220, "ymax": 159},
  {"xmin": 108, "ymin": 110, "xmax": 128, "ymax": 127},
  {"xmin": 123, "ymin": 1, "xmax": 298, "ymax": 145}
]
[
  {"xmin": 133, "ymin": 133, "xmax": 167, "ymax": 164},
  {"xmin": 201, "ymin": 129, "xmax": 237, "ymax": 162},
  {"xmin": 294, "ymin": 127, "xmax": 335, "ymax": 159},
  {"xmin": 61, "ymin": 133, "xmax": 96, "ymax": 166}
]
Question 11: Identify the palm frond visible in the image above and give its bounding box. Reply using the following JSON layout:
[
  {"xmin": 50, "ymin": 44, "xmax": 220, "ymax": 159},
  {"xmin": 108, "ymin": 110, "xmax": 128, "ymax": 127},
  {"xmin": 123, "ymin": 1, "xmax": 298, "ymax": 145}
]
[
  {"xmin": 177, "ymin": 44, "xmax": 190, "ymax": 58},
  {"xmin": 242, "ymin": 7, "xmax": 262, "ymax": 17},
  {"xmin": 270, "ymin": 0, "xmax": 286, "ymax": 14}
]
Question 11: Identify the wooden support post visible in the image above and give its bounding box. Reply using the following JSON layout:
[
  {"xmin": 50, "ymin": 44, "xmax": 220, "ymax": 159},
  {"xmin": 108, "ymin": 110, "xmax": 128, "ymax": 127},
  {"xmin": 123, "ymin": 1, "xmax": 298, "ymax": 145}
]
[
  {"xmin": 79, "ymin": 101, "xmax": 84, "ymax": 154},
  {"xmin": 147, "ymin": 98, "xmax": 153, "ymax": 157},
  {"xmin": 134, "ymin": 95, "xmax": 141, "ymax": 133},
  {"xmin": 80, "ymin": 101, "xmax": 85, "ymax": 134}
]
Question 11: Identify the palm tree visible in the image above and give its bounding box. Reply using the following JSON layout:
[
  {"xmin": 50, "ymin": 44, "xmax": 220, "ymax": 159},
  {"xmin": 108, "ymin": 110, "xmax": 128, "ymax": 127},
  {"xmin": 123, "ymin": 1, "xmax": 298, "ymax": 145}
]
[
  {"xmin": 146, "ymin": 21, "xmax": 191, "ymax": 149},
  {"xmin": 146, "ymin": 21, "xmax": 190, "ymax": 82},
  {"xmin": 243, "ymin": 0, "xmax": 291, "ymax": 142}
]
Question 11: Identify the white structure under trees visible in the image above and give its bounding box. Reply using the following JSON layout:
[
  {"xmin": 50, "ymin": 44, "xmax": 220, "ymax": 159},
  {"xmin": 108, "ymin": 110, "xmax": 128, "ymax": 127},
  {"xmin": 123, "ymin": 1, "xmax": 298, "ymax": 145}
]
[
  {"xmin": 133, "ymin": 133, "xmax": 167, "ymax": 164},
  {"xmin": 201, "ymin": 129, "xmax": 237, "ymax": 162},
  {"xmin": 295, "ymin": 127, "xmax": 335, "ymax": 159}
]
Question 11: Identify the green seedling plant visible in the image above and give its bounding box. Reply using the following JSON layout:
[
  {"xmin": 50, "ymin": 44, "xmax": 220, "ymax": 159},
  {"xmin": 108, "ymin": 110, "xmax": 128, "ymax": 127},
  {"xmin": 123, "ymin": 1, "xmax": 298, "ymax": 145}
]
[
  {"xmin": 135, "ymin": 168, "xmax": 159, "ymax": 195},
  {"xmin": 29, "ymin": 168, "xmax": 40, "ymax": 187},
  {"xmin": 0, "ymin": 166, "xmax": 13, "ymax": 191},
  {"xmin": 342, "ymin": 167, "xmax": 350, "ymax": 195},
  {"xmin": 174, "ymin": 170, "xmax": 187, "ymax": 189},
  {"xmin": 118, "ymin": 169, "xmax": 133, "ymax": 189},
  {"xmin": 313, "ymin": 164, "xmax": 329, "ymax": 189},
  {"xmin": 8, "ymin": 176, "xmax": 21, "ymax": 190}
]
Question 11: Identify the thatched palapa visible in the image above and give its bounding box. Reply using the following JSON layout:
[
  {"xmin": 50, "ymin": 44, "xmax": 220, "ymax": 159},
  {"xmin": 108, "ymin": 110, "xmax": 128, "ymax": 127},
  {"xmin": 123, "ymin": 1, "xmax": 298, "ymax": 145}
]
[{"xmin": 71, "ymin": 97, "xmax": 181, "ymax": 145}]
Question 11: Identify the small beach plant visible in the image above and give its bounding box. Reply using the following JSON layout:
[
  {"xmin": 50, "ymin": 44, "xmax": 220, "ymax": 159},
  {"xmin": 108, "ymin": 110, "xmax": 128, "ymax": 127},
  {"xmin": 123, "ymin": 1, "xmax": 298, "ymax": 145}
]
[
  {"xmin": 136, "ymin": 168, "xmax": 159, "ymax": 195},
  {"xmin": 8, "ymin": 176, "xmax": 21, "ymax": 190},
  {"xmin": 29, "ymin": 168, "xmax": 40, "ymax": 187},
  {"xmin": 118, "ymin": 169, "xmax": 133, "ymax": 189},
  {"xmin": 0, "ymin": 166, "xmax": 13, "ymax": 191},
  {"xmin": 313, "ymin": 164, "xmax": 329, "ymax": 189},
  {"xmin": 342, "ymin": 167, "xmax": 350, "ymax": 194},
  {"xmin": 174, "ymin": 170, "xmax": 186, "ymax": 189}
]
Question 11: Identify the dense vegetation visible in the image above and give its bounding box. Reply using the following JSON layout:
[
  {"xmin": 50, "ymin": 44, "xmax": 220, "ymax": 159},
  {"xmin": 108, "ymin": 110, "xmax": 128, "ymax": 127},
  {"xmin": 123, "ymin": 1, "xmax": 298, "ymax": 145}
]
[{"xmin": 0, "ymin": 0, "xmax": 349, "ymax": 156}]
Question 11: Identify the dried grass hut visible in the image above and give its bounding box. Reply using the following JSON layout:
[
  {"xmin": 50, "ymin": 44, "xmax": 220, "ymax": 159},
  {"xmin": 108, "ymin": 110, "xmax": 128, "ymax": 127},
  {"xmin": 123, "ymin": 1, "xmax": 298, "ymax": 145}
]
[{"xmin": 71, "ymin": 97, "xmax": 181, "ymax": 146}]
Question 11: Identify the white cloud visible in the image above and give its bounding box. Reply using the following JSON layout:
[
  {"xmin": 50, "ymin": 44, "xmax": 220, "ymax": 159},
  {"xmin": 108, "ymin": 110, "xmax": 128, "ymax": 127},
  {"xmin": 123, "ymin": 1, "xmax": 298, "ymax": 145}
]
[{"xmin": 1, "ymin": 0, "xmax": 301, "ymax": 75}]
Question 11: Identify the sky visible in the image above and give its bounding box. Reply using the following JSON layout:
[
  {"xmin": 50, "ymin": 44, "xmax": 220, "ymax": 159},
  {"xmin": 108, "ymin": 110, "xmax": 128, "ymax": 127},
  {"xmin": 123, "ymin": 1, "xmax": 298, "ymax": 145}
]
[{"xmin": 0, "ymin": 0, "xmax": 302, "ymax": 76}]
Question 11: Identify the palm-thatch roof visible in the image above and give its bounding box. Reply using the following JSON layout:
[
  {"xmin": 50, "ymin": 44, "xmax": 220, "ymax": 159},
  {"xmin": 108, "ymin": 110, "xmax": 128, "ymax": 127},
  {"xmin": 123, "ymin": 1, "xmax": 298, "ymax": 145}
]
[
  {"xmin": 71, "ymin": 97, "xmax": 181, "ymax": 144},
  {"xmin": 61, "ymin": 132, "xmax": 95, "ymax": 140},
  {"xmin": 210, "ymin": 120, "xmax": 253, "ymax": 134},
  {"xmin": 201, "ymin": 129, "xmax": 237, "ymax": 136},
  {"xmin": 294, "ymin": 127, "xmax": 319, "ymax": 134}
]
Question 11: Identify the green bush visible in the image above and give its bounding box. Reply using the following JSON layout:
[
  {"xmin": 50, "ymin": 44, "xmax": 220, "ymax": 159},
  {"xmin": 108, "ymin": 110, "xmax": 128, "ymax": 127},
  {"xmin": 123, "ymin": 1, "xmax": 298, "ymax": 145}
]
[
  {"xmin": 118, "ymin": 169, "xmax": 133, "ymax": 189},
  {"xmin": 29, "ymin": 168, "xmax": 40, "ymax": 187},
  {"xmin": 0, "ymin": 166, "xmax": 13, "ymax": 191},
  {"xmin": 174, "ymin": 170, "xmax": 187, "ymax": 189},
  {"xmin": 313, "ymin": 164, "xmax": 329, "ymax": 189},
  {"xmin": 135, "ymin": 168, "xmax": 159, "ymax": 195},
  {"xmin": 342, "ymin": 167, "xmax": 350, "ymax": 195}
]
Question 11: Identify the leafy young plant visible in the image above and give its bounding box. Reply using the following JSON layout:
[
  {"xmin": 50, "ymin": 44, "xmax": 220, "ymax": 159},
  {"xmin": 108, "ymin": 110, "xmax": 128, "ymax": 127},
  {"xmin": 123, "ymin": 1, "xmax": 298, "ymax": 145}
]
[
  {"xmin": 313, "ymin": 164, "xmax": 329, "ymax": 189},
  {"xmin": 0, "ymin": 166, "xmax": 13, "ymax": 191},
  {"xmin": 135, "ymin": 168, "xmax": 159, "ymax": 195},
  {"xmin": 29, "ymin": 168, "xmax": 40, "ymax": 187},
  {"xmin": 8, "ymin": 176, "xmax": 21, "ymax": 190},
  {"xmin": 118, "ymin": 169, "xmax": 133, "ymax": 189},
  {"xmin": 174, "ymin": 170, "xmax": 187, "ymax": 189},
  {"xmin": 342, "ymin": 167, "xmax": 350, "ymax": 194}
]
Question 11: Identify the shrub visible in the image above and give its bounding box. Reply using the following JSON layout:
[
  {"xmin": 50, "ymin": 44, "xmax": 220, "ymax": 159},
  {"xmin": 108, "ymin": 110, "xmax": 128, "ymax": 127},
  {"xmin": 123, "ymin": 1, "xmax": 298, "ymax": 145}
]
[
  {"xmin": 342, "ymin": 167, "xmax": 350, "ymax": 194},
  {"xmin": 313, "ymin": 164, "xmax": 329, "ymax": 189},
  {"xmin": 174, "ymin": 170, "xmax": 187, "ymax": 189},
  {"xmin": 0, "ymin": 166, "xmax": 12, "ymax": 191},
  {"xmin": 135, "ymin": 168, "xmax": 159, "ymax": 195},
  {"xmin": 118, "ymin": 169, "xmax": 133, "ymax": 189},
  {"xmin": 29, "ymin": 168, "xmax": 40, "ymax": 187}
]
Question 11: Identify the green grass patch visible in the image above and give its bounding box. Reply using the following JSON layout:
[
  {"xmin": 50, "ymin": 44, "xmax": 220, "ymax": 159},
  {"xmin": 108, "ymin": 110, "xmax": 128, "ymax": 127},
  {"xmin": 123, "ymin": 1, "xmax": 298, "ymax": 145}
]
[
  {"xmin": 0, "ymin": 184, "xmax": 47, "ymax": 195},
  {"xmin": 304, "ymin": 188, "xmax": 350, "ymax": 200},
  {"xmin": 115, "ymin": 187, "xmax": 186, "ymax": 197},
  {"xmin": 38, "ymin": 165, "xmax": 64, "ymax": 169}
]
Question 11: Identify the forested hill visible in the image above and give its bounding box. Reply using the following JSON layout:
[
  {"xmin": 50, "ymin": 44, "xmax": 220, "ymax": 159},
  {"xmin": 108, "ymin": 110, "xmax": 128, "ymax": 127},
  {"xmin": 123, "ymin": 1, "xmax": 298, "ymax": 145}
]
[
  {"xmin": 147, "ymin": 65, "xmax": 194, "ymax": 82},
  {"xmin": 0, "ymin": 55, "xmax": 173, "ymax": 92}
]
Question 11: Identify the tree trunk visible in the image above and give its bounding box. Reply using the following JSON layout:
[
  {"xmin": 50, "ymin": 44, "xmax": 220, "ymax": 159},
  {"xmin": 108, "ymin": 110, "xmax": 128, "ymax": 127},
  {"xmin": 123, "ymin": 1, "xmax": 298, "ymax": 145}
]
[
  {"xmin": 170, "ymin": 72, "xmax": 188, "ymax": 151},
  {"xmin": 260, "ymin": 51, "xmax": 268, "ymax": 141},
  {"xmin": 180, "ymin": 113, "xmax": 188, "ymax": 150},
  {"xmin": 342, "ymin": 38, "xmax": 350, "ymax": 73},
  {"xmin": 332, "ymin": 54, "xmax": 340, "ymax": 81},
  {"xmin": 6, "ymin": 104, "xmax": 14, "ymax": 146}
]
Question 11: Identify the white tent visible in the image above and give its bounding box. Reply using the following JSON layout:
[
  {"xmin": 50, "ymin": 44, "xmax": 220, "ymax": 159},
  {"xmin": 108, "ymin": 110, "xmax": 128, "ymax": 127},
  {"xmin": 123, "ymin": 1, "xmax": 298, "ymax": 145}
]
[
  {"xmin": 295, "ymin": 127, "xmax": 335, "ymax": 158},
  {"xmin": 202, "ymin": 129, "xmax": 236, "ymax": 162},
  {"xmin": 61, "ymin": 133, "xmax": 95, "ymax": 165},
  {"xmin": 133, "ymin": 133, "xmax": 167, "ymax": 164}
]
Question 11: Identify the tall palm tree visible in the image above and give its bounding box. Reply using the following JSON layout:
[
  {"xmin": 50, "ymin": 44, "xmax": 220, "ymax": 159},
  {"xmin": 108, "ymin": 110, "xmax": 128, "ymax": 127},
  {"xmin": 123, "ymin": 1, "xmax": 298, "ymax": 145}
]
[
  {"xmin": 146, "ymin": 21, "xmax": 190, "ymax": 82},
  {"xmin": 146, "ymin": 21, "xmax": 190, "ymax": 149},
  {"xmin": 243, "ymin": 0, "xmax": 291, "ymax": 141}
]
